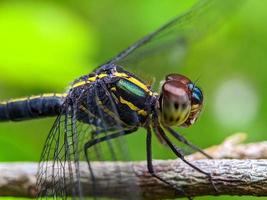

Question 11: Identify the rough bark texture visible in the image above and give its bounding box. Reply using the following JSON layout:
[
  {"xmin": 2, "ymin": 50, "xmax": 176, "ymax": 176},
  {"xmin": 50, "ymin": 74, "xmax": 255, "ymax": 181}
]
[
  {"xmin": 188, "ymin": 133, "xmax": 267, "ymax": 160},
  {"xmin": 0, "ymin": 160, "xmax": 267, "ymax": 199},
  {"xmin": 0, "ymin": 133, "xmax": 266, "ymax": 199}
]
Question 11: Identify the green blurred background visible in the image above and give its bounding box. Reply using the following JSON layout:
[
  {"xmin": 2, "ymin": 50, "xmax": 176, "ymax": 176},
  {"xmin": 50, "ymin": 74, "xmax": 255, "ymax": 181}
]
[{"xmin": 0, "ymin": 0, "xmax": 266, "ymax": 199}]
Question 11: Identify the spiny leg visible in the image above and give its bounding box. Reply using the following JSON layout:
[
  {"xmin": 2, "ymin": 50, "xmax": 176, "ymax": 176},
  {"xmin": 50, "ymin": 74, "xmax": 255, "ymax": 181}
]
[
  {"xmin": 166, "ymin": 127, "xmax": 212, "ymax": 159},
  {"xmin": 146, "ymin": 126, "xmax": 193, "ymax": 200},
  {"xmin": 156, "ymin": 125, "xmax": 218, "ymax": 192}
]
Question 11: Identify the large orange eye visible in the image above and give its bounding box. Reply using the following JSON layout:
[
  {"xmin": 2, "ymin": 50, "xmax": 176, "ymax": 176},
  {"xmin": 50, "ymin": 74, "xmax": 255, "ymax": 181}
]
[{"xmin": 159, "ymin": 80, "xmax": 191, "ymax": 126}]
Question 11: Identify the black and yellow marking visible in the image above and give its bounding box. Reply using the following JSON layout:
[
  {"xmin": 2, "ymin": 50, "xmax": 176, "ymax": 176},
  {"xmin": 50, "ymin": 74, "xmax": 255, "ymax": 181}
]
[
  {"xmin": 71, "ymin": 72, "xmax": 153, "ymax": 96},
  {"xmin": 119, "ymin": 96, "xmax": 147, "ymax": 116},
  {"xmin": 95, "ymin": 95, "xmax": 130, "ymax": 127},
  {"xmin": 0, "ymin": 93, "xmax": 66, "ymax": 121},
  {"xmin": 113, "ymin": 72, "xmax": 152, "ymax": 95},
  {"xmin": 71, "ymin": 73, "xmax": 108, "ymax": 88},
  {"xmin": 70, "ymin": 70, "xmax": 153, "ymax": 121},
  {"xmin": 117, "ymin": 79, "xmax": 146, "ymax": 98}
]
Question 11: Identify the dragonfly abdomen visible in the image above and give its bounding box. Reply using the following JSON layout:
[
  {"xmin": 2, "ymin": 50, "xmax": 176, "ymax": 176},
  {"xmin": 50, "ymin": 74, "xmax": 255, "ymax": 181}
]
[{"xmin": 0, "ymin": 93, "xmax": 66, "ymax": 121}]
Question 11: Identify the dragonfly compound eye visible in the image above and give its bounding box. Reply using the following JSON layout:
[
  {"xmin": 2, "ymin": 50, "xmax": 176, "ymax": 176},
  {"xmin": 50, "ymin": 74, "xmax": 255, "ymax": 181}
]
[
  {"xmin": 181, "ymin": 83, "xmax": 204, "ymax": 127},
  {"xmin": 165, "ymin": 73, "xmax": 191, "ymax": 85},
  {"xmin": 160, "ymin": 80, "xmax": 191, "ymax": 126}
]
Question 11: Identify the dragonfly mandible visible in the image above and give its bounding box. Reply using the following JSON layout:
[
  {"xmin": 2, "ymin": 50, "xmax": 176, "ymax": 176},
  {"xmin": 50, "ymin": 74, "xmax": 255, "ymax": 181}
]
[{"xmin": 0, "ymin": 0, "xmax": 241, "ymax": 199}]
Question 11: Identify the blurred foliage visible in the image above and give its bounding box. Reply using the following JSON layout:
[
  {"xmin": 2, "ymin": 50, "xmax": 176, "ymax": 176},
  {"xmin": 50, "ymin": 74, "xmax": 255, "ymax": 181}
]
[{"xmin": 0, "ymin": 0, "xmax": 266, "ymax": 200}]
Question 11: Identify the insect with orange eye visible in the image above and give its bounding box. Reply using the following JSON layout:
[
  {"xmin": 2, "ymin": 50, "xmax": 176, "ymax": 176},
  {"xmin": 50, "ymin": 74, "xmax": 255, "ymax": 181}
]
[
  {"xmin": 0, "ymin": 63, "xmax": 210, "ymax": 199},
  {"xmin": 0, "ymin": 0, "xmax": 240, "ymax": 199}
]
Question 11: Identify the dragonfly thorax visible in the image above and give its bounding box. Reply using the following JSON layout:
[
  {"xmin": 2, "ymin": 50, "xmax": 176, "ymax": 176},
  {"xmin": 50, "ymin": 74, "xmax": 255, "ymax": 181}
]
[{"xmin": 157, "ymin": 74, "xmax": 204, "ymax": 127}]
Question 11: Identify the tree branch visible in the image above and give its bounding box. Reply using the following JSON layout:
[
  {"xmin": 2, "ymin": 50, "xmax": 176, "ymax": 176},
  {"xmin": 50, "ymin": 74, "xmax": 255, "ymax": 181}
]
[
  {"xmin": 0, "ymin": 133, "xmax": 266, "ymax": 199},
  {"xmin": 188, "ymin": 132, "xmax": 267, "ymax": 160}
]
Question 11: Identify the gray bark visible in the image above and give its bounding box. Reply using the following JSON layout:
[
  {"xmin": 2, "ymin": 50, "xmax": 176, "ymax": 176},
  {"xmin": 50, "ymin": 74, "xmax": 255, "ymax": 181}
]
[
  {"xmin": 0, "ymin": 133, "xmax": 266, "ymax": 199},
  {"xmin": 0, "ymin": 159, "xmax": 267, "ymax": 199}
]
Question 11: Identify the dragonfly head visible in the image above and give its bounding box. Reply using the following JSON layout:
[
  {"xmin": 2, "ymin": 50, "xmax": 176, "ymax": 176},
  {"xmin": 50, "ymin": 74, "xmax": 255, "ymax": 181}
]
[{"xmin": 158, "ymin": 74, "xmax": 203, "ymax": 127}]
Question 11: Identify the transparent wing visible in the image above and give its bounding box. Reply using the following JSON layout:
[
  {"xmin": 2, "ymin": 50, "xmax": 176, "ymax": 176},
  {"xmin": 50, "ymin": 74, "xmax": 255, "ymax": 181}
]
[
  {"xmin": 101, "ymin": 0, "xmax": 242, "ymax": 87},
  {"xmin": 37, "ymin": 83, "xmax": 141, "ymax": 199},
  {"xmin": 37, "ymin": 104, "xmax": 84, "ymax": 199}
]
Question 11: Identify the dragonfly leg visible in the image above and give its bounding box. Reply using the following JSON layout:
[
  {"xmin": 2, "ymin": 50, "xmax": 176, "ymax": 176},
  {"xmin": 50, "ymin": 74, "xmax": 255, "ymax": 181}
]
[
  {"xmin": 83, "ymin": 128, "xmax": 137, "ymax": 196},
  {"xmin": 156, "ymin": 125, "xmax": 218, "ymax": 193},
  {"xmin": 90, "ymin": 129, "xmax": 103, "ymax": 161},
  {"xmin": 85, "ymin": 128, "xmax": 137, "ymax": 150},
  {"xmin": 166, "ymin": 127, "xmax": 212, "ymax": 159},
  {"xmin": 146, "ymin": 126, "xmax": 193, "ymax": 200}
]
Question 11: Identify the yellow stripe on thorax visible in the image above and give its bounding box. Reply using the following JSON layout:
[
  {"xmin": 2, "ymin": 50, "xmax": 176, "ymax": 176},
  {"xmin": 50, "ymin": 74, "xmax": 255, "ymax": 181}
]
[
  {"xmin": 114, "ymin": 72, "xmax": 152, "ymax": 95},
  {"xmin": 119, "ymin": 96, "xmax": 147, "ymax": 116},
  {"xmin": 71, "ymin": 74, "xmax": 108, "ymax": 88},
  {"xmin": 71, "ymin": 71, "xmax": 152, "ymax": 95},
  {"xmin": 72, "ymin": 80, "xmax": 88, "ymax": 88},
  {"xmin": 95, "ymin": 95, "xmax": 129, "ymax": 127}
]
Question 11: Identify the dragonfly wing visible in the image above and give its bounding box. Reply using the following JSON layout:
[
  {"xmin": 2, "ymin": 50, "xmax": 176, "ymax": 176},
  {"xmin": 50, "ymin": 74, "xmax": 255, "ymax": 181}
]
[
  {"xmin": 102, "ymin": 0, "xmax": 242, "ymax": 87},
  {"xmin": 37, "ymin": 103, "xmax": 85, "ymax": 198},
  {"xmin": 37, "ymin": 82, "xmax": 141, "ymax": 199}
]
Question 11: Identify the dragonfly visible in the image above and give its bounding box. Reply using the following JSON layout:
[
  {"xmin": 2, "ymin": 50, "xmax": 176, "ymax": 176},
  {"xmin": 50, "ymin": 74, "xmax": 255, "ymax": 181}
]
[{"xmin": 0, "ymin": 0, "xmax": 241, "ymax": 199}]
